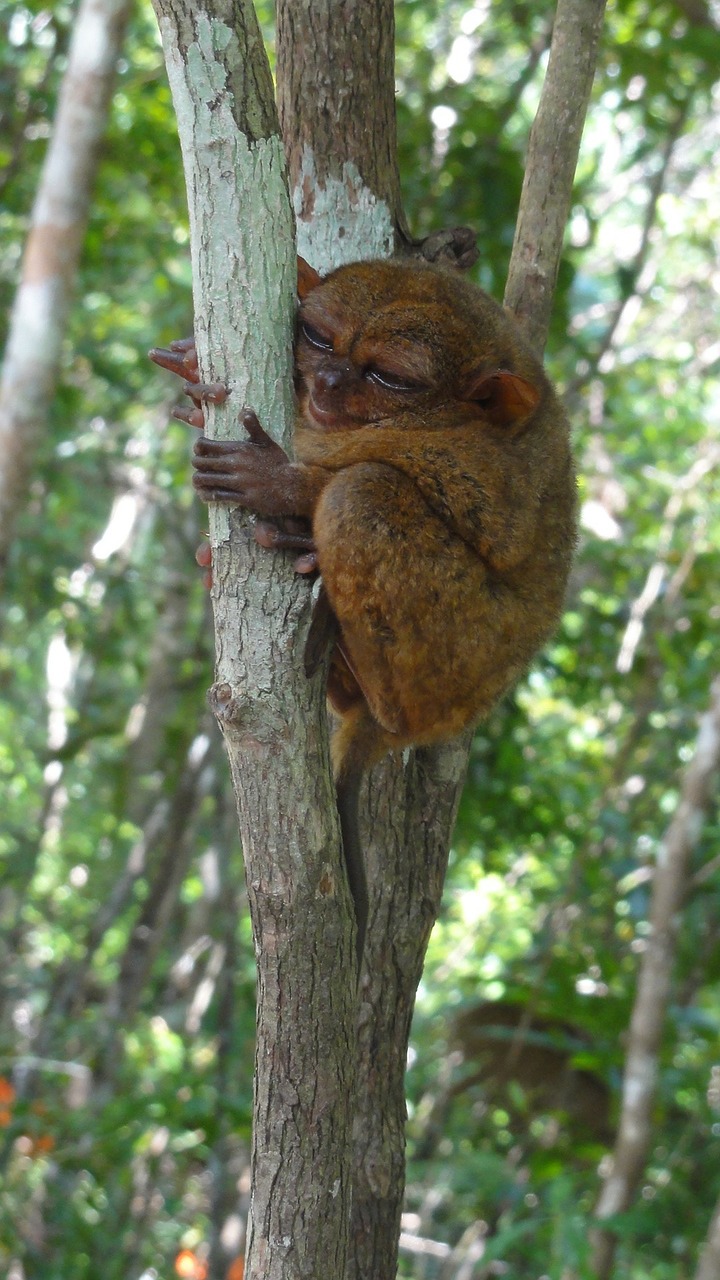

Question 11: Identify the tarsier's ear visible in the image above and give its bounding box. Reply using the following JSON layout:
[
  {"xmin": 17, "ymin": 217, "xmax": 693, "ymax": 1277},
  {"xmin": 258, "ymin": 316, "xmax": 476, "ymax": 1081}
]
[
  {"xmin": 297, "ymin": 256, "xmax": 324, "ymax": 299},
  {"xmin": 466, "ymin": 368, "xmax": 541, "ymax": 428}
]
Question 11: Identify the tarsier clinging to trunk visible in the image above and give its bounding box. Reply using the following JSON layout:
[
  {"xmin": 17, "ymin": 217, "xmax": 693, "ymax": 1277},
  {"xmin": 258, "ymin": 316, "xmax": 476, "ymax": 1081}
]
[{"xmin": 150, "ymin": 256, "xmax": 576, "ymax": 968}]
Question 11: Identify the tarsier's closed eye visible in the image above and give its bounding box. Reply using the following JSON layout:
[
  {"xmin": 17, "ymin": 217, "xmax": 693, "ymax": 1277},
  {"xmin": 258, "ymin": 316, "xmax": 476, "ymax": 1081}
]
[
  {"xmin": 301, "ymin": 320, "xmax": 334, "ymax": 351},
  {"xmin": 365, "ymin": 367, "xmax": 427, "ymax": 393}
]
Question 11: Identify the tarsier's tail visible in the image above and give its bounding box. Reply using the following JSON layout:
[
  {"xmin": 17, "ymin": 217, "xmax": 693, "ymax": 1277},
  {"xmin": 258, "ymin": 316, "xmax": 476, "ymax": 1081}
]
[{"xmin": 333, "ymin": 703, "xmax": 388, "ymax": 977}]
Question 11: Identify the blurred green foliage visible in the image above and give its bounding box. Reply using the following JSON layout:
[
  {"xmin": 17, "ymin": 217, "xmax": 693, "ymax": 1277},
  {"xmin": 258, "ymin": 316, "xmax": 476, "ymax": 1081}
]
[{"xmin": 1, "ymin": 0, "xmax": 720, "ymax": 1276}]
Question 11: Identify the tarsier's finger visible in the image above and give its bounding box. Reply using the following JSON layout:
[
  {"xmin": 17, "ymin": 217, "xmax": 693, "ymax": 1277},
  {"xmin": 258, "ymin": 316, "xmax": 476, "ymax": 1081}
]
[
  {"xmin": 254, "ymin": 521, "xmax": 316, "ymax": 554},
  {"xmin": 193, "ymin": 487, "xmax": 244, "ymax": 503},
  {"xmin": 294, "ymin": 552, "xmax": 319, "ymax": 574},
  {"xmin": 170, "ymin": 337, "xmax": 199, "ymax": 377},
  {"xmin": 185, "ymin": 381, "xmax": 228, "ymax": 407},
  {"xmin": 253, "ymin": 521, "xmax": 281, "ymax": 550},
  {"xmin": 192, "ymin": 449, "xmax": 246, "ymax": 473},
  {"xmin": 240, "ymin": 408, "xmax": 274, "ymax": 446},
  {"xmin": 195, "ymin": 541, "xmax": 212, "ymax": 589},
  {"xmin": 193, "ymin": 437, "xmax": 249, "ymax": 456},
  {"xmin": 170, "ymin": 336, "xmax": 196, "ymax": 354},
  {"xmin": 148, "ymin": 339, "xmax": 199, "ymax": 381},
  {"xmin": 172, "ymin": 405, "xmax": 205, "ymax": 429}
]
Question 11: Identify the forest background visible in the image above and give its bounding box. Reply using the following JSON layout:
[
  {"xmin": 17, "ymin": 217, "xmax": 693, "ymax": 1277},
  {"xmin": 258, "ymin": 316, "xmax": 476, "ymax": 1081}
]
[{"xmin": 1, "ymin": 0, "xmax": 720, "ymax": 1277}]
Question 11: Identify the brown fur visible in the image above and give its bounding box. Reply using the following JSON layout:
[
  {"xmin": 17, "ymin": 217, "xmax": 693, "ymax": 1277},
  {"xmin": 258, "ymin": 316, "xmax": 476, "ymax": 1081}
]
[{"xmin": 292, "ymin": 260, "xmax": 576, "ymax": 762}]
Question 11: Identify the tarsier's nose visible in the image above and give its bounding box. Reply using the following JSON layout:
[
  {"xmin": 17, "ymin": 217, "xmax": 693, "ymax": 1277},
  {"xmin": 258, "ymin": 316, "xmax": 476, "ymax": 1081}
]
[{"xmin": 313, "ymin": 363, "xmax": 351, "ymax": 393}]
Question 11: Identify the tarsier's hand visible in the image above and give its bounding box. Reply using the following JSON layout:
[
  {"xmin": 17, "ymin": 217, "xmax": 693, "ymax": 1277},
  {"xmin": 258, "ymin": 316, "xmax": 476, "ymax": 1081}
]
[
  {"xmin": 192, "ymin": 412, "xmax": 319, "ymax": 573},
  {"xmin": 192, "ymin": 410, "xmax": 292, "ymax": 507},
  {"xmin": 150, "ymin": 343, "xmax": 319, "ymax": 573}
]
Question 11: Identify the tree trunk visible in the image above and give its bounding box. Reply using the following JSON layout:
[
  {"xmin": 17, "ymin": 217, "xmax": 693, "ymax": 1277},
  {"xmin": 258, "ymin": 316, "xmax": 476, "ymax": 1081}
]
[
  {"xmin": 0, "ymin": 0, "xmax": 132, "ymax": 578},
  {"xmin": 151, "ymin": 3, "xmax": 357, "ymax": 1276},
  {"xmin": 274, "ymin": 1, "xmax": 606, "ymax": 1275},
  {"xmin": 695, "ymin": 1196, "xmax": 720, "ymax": 1280}
]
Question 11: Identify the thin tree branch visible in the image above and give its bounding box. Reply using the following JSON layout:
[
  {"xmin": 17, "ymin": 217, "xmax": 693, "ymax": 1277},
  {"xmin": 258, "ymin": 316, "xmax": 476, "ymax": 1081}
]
[
  {"xmin": 616, "ymin": 443, "xmax": 720, "ymax": 674},
  {"xmin": 591, "ymin": 676, "xmax": 720, "ymax": 1279},
  {"xmin": 503, "ymin": 0, "xmax": 607, "ymax": 353}
]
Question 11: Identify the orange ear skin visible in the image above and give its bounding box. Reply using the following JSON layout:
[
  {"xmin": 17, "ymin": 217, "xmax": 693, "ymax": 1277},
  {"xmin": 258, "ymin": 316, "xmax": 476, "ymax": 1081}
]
[
  {"xmin": 467, "ymin": 369, "xmax": 541, "ymax": 428},
  {"xmin": 297, "ymin": 256, "xmax": 324, "ymax": 299}
]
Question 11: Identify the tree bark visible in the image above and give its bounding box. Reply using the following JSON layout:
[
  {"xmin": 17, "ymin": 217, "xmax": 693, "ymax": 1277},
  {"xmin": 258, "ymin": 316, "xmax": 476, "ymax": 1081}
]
[
  {"xmin": 151, "ymin": 3, "xmax": 357, "ymax": 1276},
  {"xmin": 591, "ymin": 676, "xmax": 720, "ymax": 1280},
  {"xmin": 276, "ymin": 0, "xmax": 407, "ymax": 267},
  {"xmin": 350, "ymin": 739, "xmax": 469, "ymax": 1276},
  {"xmin": 273, "ymin": 8, "xmax": 473, "ymax": 1272},
  {"xmin": 0, "ymin": 0, "xmax": 132, "ymax": 579}
]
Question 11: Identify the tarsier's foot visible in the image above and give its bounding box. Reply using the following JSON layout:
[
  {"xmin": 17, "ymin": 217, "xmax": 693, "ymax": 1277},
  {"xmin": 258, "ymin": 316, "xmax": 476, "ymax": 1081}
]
[
  {"xmin": 254, "ymin": 520, "xmax": 319, "ymax": 574},
  {"xmin": 415, "ymin": 225, "xmax": 478, "ymax": 270}
]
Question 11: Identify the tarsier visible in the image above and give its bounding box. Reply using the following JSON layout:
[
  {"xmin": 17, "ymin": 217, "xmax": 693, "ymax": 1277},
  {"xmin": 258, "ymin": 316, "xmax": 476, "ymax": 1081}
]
[{"xmin": 150, "ymin": 257, "xmax": 576, "ymax": 967}]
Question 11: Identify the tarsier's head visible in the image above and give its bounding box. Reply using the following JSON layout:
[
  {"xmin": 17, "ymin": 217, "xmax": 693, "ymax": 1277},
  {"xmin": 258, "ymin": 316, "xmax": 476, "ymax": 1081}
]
[{"xmin": 295, "ymin": 256, "xmax": 547, "ymax": 434}]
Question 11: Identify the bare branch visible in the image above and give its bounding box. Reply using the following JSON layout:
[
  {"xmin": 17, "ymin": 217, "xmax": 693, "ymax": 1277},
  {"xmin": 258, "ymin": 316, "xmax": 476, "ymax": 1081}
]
[
  {"xmin": 504, "ymin": 0, "xmax": 607, "ymax": 353},
  {"xmin": 0, "ymin": 0, "xmax": 132, "ymax": 578},
  {"xmin": 616, "ymin": 443, "xmax": 720, "ymax": 674}
]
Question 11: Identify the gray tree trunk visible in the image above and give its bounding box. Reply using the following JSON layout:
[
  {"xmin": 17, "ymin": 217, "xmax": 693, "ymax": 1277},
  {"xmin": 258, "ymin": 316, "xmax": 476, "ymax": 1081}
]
[{"xmin": 151, "ymin": 3, "xmax": 358, "ymax": 1276}]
